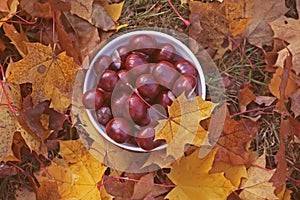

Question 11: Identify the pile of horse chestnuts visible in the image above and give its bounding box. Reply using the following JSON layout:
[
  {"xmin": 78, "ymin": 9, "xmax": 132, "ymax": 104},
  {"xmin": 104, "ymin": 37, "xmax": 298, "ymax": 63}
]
[{"xmin": 83, "ymin": 34, "xmax": 200, "ymax": 150}]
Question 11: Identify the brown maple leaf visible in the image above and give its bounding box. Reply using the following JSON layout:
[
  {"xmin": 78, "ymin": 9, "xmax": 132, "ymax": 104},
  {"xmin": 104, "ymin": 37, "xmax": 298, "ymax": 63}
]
[{"xmin": 213, "ymin": 115, "xmax": 259, "ymax": 165}]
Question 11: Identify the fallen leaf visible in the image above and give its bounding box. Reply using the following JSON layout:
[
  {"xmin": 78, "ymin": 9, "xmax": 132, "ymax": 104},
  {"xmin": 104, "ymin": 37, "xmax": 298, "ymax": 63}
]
[
  {"xmin": 0, "ymin": 82, "xmax": 20, "ymax": 162},
  {"xmin": 289, "ymin": 88, "xmax": 300, "ymax": 117},
  {"xmin": 34, "ymin": 177, "xmax": 60, "ymax": 200},
  {"xmin": 244, "ymin": 0, "xmax": 288, "ymax": 48},
  {"xmin": 268, "ymin": 67, "xmax": 298, "ymax": 99},
  {"xmin": 155, "ymin": 94, "xmax": 215, "ymax": 157},
  {"xmin": 19, "ymin": 0, "xmax": 52, "ymax": 19},
  {"xmin": 0, "ymin": 0, "xmax": 10, "ymax": 12},
  {"xmin": 35, "ymin": 140, "xmax": 109, "ymax": 200},
  {"xmin": 0, "ymin": 0, "xmax": 19, "ymax": 27},
  {"xmin": 70, "ymin": 0, "xmax": 93, "ymax": 20},
  {"xmin": 239, "ymin": 154, "xmax": 277, "ymax": 200},
  {"xmin": 244, "ymin": 19, "xmax": 274, "ymax": 48},
  {"xmin": 55, "ymin": 12, "xmax": 82, "ymax": 64},
  {"xmin": 21, "ymin": 97, "xmax": 50, "ymax": 140},
  {"xmin": 15, "ymin": 187, "xmax": 36, "ymax": 200},
  {"xmin": 89, "ymin": 2, "xmax": 115, "ymax": 31},
  {"xmin": 214, "ymin": 114, "xmax": 259, "ymax": 165},
  {"xmin": 104, "ymin": 1, "xmax": 124, "ymax": 22},
  {"xmin": 11, "ymin": 131, "xmax": 30, "ymax": 160},
  {"xmin": 270, "ymin": 117, "xmax": 290, "ymax": 189},
  {"xmin": 3, "ymin": 23, "xmax": 29, "ymax": 57},
  {"xmin": 238, "ymin": 83, "xmax": 256, "ymax": 112},
  {"xmin": 270, "ymin": 3, "xmax": 300, "ymax": 74},
  {"xmin": 7, "ymin": 42, "xmax": 80, "ymax": 112},
  {"xmin": 189, "ymin": 0, "xmax": 250, "ymax": 49},
  {"xmin": 166, "ymin": 148, "xmax": 236, "ymax": 199},
  {"xmin": 61, "ymin": 12, "xmax": 101, "ymax": 60},
  {"xmin": 255, "ymin": 96, "xmax": 277, "ymax": 106},
  {"xmin": 131, "ymin": 173, "xmax": 155, "ymax": 199},
  {"xmin": 210, "ymin": 161, "xmax": 248, "ymax": 187}
]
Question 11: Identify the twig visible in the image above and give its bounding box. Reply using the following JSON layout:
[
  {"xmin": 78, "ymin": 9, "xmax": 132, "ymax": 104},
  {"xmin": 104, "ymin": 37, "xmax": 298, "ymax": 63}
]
[
  {"xmin": 167, "ymin": 0, "xmax": 190, "ymax": 26},
  {"xmin": 98, "ymin": 175, "xmax": 176, "ymax": 189},
  {"xmin": 230, "ymin": 105, "xmax": 275, "ymax": 118}
]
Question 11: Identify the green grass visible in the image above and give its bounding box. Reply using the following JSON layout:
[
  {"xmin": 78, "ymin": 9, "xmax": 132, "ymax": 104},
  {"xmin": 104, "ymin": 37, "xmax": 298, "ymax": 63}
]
[{"xmin": 119, "ymin": 0, "xmax": 189, "ymax": 33}]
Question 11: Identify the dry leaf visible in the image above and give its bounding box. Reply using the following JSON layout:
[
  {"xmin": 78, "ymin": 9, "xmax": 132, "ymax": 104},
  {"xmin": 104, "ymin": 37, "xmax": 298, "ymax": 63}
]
[
  {"xmin": 15, "ymin": 187, "xmax": 36, "ymax": 200},
  {"xmin": 7, "ymin": 42, "xmax": 80, "ymax": 112},
  {"xmin": 35, "ymin": 140, "xmax": 109, "ymax": 200},
  {"xmin": 61, "ymin": 12, "xmax": 101, "ymax": 60},
  {"xmin": 270, "ymin": 3, "xmax": 300, "ymax": 74},
  {"xmin": 0, "ymin": 0, "xmax": 10, "ymax": 12},
  {"xmin": 238, "ymin": 83, "xmax": 256, "ymax": 112},
  {"xmin": 70, "ymin": 0, "xmax": 93, "ymax": 20},
  {"xmin": 239, "ymin": 154, "xmax": 277, "ymax": 200},
  {"xmin": 131, "ymin": 173, "xmax": 155, "ymax": 199},
  {"xmin": 243, "ymin": 0, "xmax": 288, "ymax": 48},
  {"xmin": 3, "ymin": 23, "xmax": 29, "ymax": 57},
  {"xmin": 20, "ymin": 0, "xmax": 52, "ymax": 19},
  {"xmin": 0, "ymin": 83, "xmax": 20, "ymax": 162},
  {"xmin": 34, "ymin": 177, "xmax": 60, "ymax": 200},
  {"xmin": 255, "ymin": 96, "xmax": 276, "ymax": 106},
  {"xmin": 289, "ymin": 88, "xmax": 300, "ymax": 118},
  {"xmin": 155, "ymin": 94, "xmax": 215, "ymax": 157},
  {"xmin": 89, "ymin": 3, "xmax": 115, "ymax": 31},
  {"xmin": 55, "ymin": 12, "xmax": 82, "ymax": 65},
  {"xmin": 104, "ymin": 1, "xmax": 124, "ymax": 21},
  {"xmin": 166, "ymin": 148, "xmax": 236, "ymax": 199},
  {"xmin": 268, "ymin": 67, "xmax": 298, "ymax": 99},
  {"xmin": 214, "ymin": 115, "xmax": 259, "ymax": 165},
  {"xmin": 0, "ymin": 0, "xmax": 19, "ymax": 27},
  {"xmin": 189, "ymin": 0, "xmax": 250, "ymax": 49},
  {"xmin": 210, "ymin": 161, "xmax": 248, "ymax": 187}
]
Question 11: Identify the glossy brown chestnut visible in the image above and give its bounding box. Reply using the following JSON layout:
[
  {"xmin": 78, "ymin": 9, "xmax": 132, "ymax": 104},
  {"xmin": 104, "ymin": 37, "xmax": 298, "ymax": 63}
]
[
  {"xmin": 94, "ymin": 55, "xmax": 112, "ymax": 75},
  {"xmin": 152, "ymin": 61, "xmax": 179, "ymax": 89},
  {"xmin": 98, "ymin": 70, "xmax": 120, "ymax": 92},
  {"xmin": 125, "ymin": 53, "xmax": 148, "ymax": 71},
  {"xmin": 129, "ymin": 34, "xmax": 157, "ymax": 55},
  {"xmin": 106, "ymin": 118, "xmax": 131, "ymax": 143},
  {"xmin": 154, "ymin": 43, "xmax": 175, "ymax": 62},
  {"xmin": 96, "ymin": 106, "xmax": 112, "ymax": 125},
  {"xmin": 174, "ymin": 60, "xmax": 198, "ymax": 77},
  {"xmin": 112, "ymin": 46, "xmax": 129, "ymax": 70},
  {"xmin": 136, "ymin": 74, "xmax": 160, "ymax": 100},
  {"xmin": 172, "ymin": 74, "xmax": 197, "ymax": 97},
  {"xmin": 128, "ymin": 94, "xmax": 148, "ymax": 122},
  {"xmin": 82, "ymin": 88, "xmax": 104, "ymax": 110},
  {"xmin": 137, "ymin": 127, "xmax": 164, "ymax": 150}
]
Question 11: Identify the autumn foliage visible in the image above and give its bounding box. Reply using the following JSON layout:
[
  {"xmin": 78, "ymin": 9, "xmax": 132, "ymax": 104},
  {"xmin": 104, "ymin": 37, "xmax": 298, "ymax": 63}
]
[{"xmin": 0, "ymin": 0, "xmax": 300, "ymax": 200}]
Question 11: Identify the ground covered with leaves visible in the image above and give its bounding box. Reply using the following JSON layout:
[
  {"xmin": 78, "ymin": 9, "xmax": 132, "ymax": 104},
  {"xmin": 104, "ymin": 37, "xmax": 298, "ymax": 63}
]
[{"xmin": 0, "ymin": 0, "xmax": 300, "ymax": 199}]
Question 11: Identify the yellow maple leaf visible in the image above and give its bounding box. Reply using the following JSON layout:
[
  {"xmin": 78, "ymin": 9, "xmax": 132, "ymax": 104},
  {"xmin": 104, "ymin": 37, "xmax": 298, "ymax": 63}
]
[
  {"xmin": 0, "ymin": 83, "xmax": 20, "ymax": 162},
  {"xmin": 155, "ymin": 94, "xmax": 215, "ymax": 157},
  {"xmin": 7, "ymin": 43, "xmax": 80, "ymax": 112},
  {"xmin": 3, "ymin": 20, "xmax": 29, "ymax": 57},
  {"xmin": 239, "ymin": 154, "xmax": 278, "ymax": 200},
  {"xmin": 35, "ymin": 140, "xmax": 111, "ymax": 200},
  {"xmin": 104, "ymin": 1, "xmax": 124, "ymax": 22},
  {"xmin": 210, "ymin": 161, "xmax": 248, "ymax": 187},
  {"xmin": 166, "ymin": 148, "xmax": 236, "ymax": 200}
]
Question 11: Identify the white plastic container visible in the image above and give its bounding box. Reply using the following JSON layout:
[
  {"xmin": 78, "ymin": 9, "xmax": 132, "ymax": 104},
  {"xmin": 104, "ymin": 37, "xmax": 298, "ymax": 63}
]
[{"xmin": 83, "ymin": 30, "xmax": 206, "ymax": 152}]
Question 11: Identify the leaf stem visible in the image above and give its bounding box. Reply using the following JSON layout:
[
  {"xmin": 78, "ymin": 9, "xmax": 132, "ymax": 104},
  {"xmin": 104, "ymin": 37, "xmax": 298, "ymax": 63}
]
[
  {"xmin": 99, "ymin": 175, "xmax": 176, "ymax": 188},
  {"xmin": 230, "ymin": 105, "xmax": 275, "ymax": 119},
  {"xmin": 0, "ymin": 15, "xmax": 37, "ymax": 25},
  {"xmin": 167, "ymin": 0, "xmax": 191, "ymax": 26}
]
